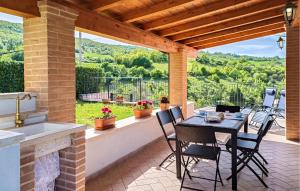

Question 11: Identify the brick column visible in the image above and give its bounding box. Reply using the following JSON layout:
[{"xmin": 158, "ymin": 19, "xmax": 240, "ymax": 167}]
[
  {"xmin": 286, "ymin": 26, "xmax": 300, "ymax": 141},
  {"xmin": 56, "ymin": 131, "xmax": 86, "ymax": 191},
  {"xmin": 169, "ymin": 49, "xmax": 188, "ymax": 117},
  {"xmin": 23, "ymin": 0, "xmax": 78, "ymax": 122},
  {"xmin": 20, "ymin": 146, "xmax": 35, "ymax": 191}
]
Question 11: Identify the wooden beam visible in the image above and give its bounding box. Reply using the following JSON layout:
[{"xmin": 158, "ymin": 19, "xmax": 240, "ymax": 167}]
[
  {"xmin": 189, "ymin": 23, "xmax": 284, "ymax": 47},
  {"xmin": 143, "ymin": 0, "xmax": 250, "ymax": 31},
  {"xmin": 159, "ymin": 0, "xmax": 287, "ymax": 37},
  {"xmin": 0, "ymin": 0, "xmax": 39, "ymax": 18},
  {"xmin": 122, "ymin": 0, "xmax": 196, "ymax": 23},
  {"xmin": 170, "ymin": 8, "xmax": 284, "ymax": 41},
  {"xmin": 88, "ymin": 0, "xmax": 122, "ymax": 12},
  {"xmin": 182, "ymin": 17, "xmax": 284, "ymax": 45},
  {"xmin": 195, "ymin": 28, "xmax": 285, "ymax": 49}
]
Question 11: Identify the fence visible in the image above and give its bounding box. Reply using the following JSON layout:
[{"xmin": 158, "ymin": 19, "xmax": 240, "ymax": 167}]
[
  {"xmin": 188, "ymin": 80, "xmax": 285, "ymax": 108},
  {"xmin": 78, "ymin": 76, "xmax": 285, "ymax": 108},
  {"xmin": 78, "ymin": 77, "xmax": 169, "ymax": 105}
]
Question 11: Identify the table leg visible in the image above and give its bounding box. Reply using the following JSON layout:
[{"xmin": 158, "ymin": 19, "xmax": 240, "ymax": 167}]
[
  {"xmin": 231, "ymin": 131, "xmax": 238, "ymax": 190},
  {"xmin": 244, "ymin": 117, "xmax": 248, "ymax": 133},
  {"xmin": 176, "ymin": 139, "xmax": 181, "ymax": 179}
]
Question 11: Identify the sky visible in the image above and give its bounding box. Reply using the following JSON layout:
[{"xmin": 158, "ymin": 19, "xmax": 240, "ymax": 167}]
[{"xmin": 0, "ymin": 12, "xmax": 286, "ymax": 58}]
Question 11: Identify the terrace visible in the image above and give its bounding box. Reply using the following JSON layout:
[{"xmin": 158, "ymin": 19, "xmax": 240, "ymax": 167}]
[{"xmin": 0, "ymin": 0, "xmax": 299, "ymax": 191}]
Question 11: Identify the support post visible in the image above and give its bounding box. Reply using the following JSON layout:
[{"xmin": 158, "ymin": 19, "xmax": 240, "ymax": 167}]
[
  {"xmin": 286, "ymin": 26, "xmax": 300, "ymax": 141},
  {"xmin": 23, "ymin": 0, "xmax": 78, "ymax": 122},
  {"xmin": 169, "ymin": 49, "xmax": 188, "ymax": 117}
]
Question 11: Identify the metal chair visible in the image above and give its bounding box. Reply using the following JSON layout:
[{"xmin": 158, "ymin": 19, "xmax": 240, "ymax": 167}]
[
  {"xmin": 156, "ymin": 110, "xmax": 177, "ymax": 167},
  {"xmin": 226, "ymin": 115, "xmax": 275, "ymax": 188},
  {"xmin": 175, "ymin": 125, "xmax": 223, "ymax": 191},
  {"xmin": 170, "ymin": 106, "xmax": 184, "ymax": 123},
  {"xmin": 216, "ymin": 105, "xmax": 240, "ymax": 113},
  {"xmin": 237, "ymin": 114, "xmax": 271, "ymax": 164}
]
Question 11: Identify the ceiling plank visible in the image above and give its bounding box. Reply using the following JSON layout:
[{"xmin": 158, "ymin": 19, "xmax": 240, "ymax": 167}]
[
  {"xmin": 143, "ymin": 0, "xmax": 250, "ymax": 31},
  {"xmin": 195, "ymin": 28, "xmax": 285, "ymax": 49},
  {"xmin": 0, "ymin": 0, "xmax": 40, "ymax": 18},
  {"xmin": 159, "ymin": 0, "xmax": 287, "ymax": 37},
  {"xmin": 182, "ymin": 17, "xmax": 284, "ymax": 45},
  {"xmin": 122, "ymin": 0, "xmax": 195, "ymax": 23},
  {"xmin": 189, "ymin": 23, "xmax": 284, "ymax": 47},
  {"xmin": 170, "ymin": 8, "xmax": 283, "ymax": 41},
  {"xmin": 89, "ymin": 0, "xmax": 122, "ymax": 12},
  {"xmin": 0, "ymin": 0, "xmax": 196, "ymax": 54}
]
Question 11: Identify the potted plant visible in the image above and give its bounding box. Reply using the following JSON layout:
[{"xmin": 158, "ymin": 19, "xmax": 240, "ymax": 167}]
[
  {"xmin": 160, "ymin": 96, "xmax": 170, "ymax": 111},
  {"xmin": 116, "ymin": 95, "xmax": 124, "ymax": 103},
  {"xmin": 134, "ymin": 100, "xmax": 153, "ymax": 118},
  {"xmin": 94, "ymin": 106, "xmax": 116, "ymax": 130}
]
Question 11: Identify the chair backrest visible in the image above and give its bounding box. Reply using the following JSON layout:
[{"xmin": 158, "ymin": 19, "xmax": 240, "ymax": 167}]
[
  {"xmin": 175, "ymin": 125, "xmax": 217, "ymax": 145},
  {"xmin": 170, "ymin": 106, "xmax": 184, "ymax": 123},
  {"xmin": 256, "ymin": 115, "xmax": 275, "ymax": 146},
  {"xmin": 156, "ymin": 110, "xmax": 174, "ymax": 140},
  {"xmin": 262, "ymin": 88, "xmax": 276, "ymax": 108},
  {"xmin": 257, "ymin": 113, "xmax": 272, "ymax": 135},
  {"xmin": 216, "ymin": 105, "xmax": 240, "ymax": 113},
  {"xmin": 277, "ymin": 89, "xmax": 285, "ymax": 111}
]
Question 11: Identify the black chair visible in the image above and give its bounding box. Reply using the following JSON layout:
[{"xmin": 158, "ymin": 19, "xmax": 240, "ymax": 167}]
[
  {"xmin": 226, "ymin": 115, "xmax": 275, "ymax": 188},
  {"xmin": 237, "ymin": 113, "xmax": 271, "ymax": 164},
  {"xmin": 170, "ymin": 106, "xmax": 184, "ymax": 123},
  {"xmin": 175, "ymin": 125, "xmax": 223, "ymax": 191},
  {"xmin": 156, "ymin": 110, "xmax": 177, "ymax": 167},
  {"xmin": 216, "ymin": 105, "xmax": 240, "ymax": 113}
]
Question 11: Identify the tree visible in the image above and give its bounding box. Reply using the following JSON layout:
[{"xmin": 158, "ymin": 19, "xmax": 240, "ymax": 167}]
[{"xmin": 131, "ymin": 55, "xmax": 153, "ymax": 68}]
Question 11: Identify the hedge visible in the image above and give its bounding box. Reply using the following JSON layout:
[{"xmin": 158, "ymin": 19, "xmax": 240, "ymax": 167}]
[
  {"xmin": 0, "ymin": 62, "xmax": 104, "ymax": 97},
  {"xmin": 0, "ymin": 61, "xmax": 24, "ymax": 93}
]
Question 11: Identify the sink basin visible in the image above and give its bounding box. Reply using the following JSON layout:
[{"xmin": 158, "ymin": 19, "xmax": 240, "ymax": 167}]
[{"xmin": 7, "ymin": 122, "xmax": 85, "ymax": 144}]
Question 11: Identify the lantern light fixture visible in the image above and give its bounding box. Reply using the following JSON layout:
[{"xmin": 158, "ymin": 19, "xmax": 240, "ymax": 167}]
[
  {"xmin": 277, "ymin": 36, "xmax": 285, "ymax": 50},
  {"xmin": 283, "ymin": 2, "xmax": 297, "ymax": 26}
]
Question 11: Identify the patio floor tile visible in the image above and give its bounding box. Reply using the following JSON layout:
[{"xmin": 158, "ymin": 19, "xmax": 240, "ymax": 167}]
[{"xmin": 86, "ymin": 127, "xmax": 300, "ymax": 191}]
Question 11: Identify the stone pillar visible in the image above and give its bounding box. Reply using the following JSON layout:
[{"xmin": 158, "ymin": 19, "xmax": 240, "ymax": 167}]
[
  {"xmin": 286, "ymin": 26, "xmax": 300, "ymax": 141},
  {"xmin": 169, "ymin": 49, "xmax": 188, "ymax": 117},
  {"xmin": 23, "ymin": 0, "xmax": 78, "ymax": 123}
]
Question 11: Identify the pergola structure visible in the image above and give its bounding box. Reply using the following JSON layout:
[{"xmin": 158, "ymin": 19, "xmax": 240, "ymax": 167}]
[{"xmin": 0, "ymin": 0, "xmax": 299, "ymax": 142}]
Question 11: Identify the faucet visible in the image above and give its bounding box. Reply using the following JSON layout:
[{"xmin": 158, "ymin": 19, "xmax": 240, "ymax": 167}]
[{"xmin": 15, "ymin": 93, "xmax": 32, "ymax": 128}]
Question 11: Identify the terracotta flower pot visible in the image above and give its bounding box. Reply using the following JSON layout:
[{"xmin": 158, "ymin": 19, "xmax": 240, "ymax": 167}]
[
  {"xmin": 116, "ymin": 97, "xmax": 124, "ymax": 103},
  {"xmin": 102, "ymin": 98, "xmax": 110, "ymax": 104},
  {"xmin": 134, "ymin": 108, "xmax": 152, "ymax": 118},
  {"xmin": 94, "ymin": 117, "xmax": 116, "ymax": 130},
  {"xmin": 160, "ymin": 103, "xmax": 170, "ymax": 111}
]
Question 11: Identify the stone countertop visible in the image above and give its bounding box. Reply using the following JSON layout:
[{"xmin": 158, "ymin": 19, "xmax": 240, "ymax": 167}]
[
  {"xmin": 0, "ymin": 92, "xmax": 37, "ymax": 99},
  {"xmin": 9, "ymin": 122, "xmax": 86, "ymax": 147},
  {"xmin": 0, "ymin": 130, "xmax": 24, "ymax": 148}
]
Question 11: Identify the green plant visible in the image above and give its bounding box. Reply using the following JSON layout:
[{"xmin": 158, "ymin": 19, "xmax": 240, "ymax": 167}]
[
  {"xmin": 135, "ymin": 100, "xmax": 153, "ymax": 110},
  {"xmin": 94, "ymin": 106, "xmax": 114, "ymax": 119},
  {"xmin": 160, "ymin": 96, "xmax": 169, "ymax": 104}
]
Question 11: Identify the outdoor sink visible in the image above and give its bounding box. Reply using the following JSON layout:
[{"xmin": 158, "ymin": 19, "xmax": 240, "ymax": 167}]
[
  {"xmin": 7, "ymin": 122, "xmax": 86, "ymax": 147},
  {"xmin": 9, "ymin": 122, "xmax": 72, "ymax": 137}
]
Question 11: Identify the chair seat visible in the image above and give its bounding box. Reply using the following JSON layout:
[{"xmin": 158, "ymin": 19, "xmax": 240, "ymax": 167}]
[
  {"xmin": 226, "ymin": 139, "xmax": 257, "ymax": 151},
  {"xmin": 167, "ymin": 133, "xmax": 176, "ymax": 141},
  {"xmin": 182, "ymin": 144, "xmax": 220, "ymax": 160},
  {"xmin": 238, "ymin": 132, "xmax": 258, "ymax": 141}
]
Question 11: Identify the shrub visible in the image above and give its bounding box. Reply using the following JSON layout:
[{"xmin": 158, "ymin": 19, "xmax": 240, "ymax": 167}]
[{"xmin": 0, "ymin": 61, "xmax": 24, "ymax": 93}]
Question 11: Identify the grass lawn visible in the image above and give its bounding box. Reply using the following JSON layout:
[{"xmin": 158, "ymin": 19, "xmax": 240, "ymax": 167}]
[{"xmin": 76, "ymin": 101, "xmax": 134, "ymax": 127}]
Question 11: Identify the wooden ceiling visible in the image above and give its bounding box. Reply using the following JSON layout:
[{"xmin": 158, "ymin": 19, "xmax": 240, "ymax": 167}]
[
  {"xmin": 70, "ymin": 0, "xmax": 290, "ymax": 49},
  {"xmin": 1, "ymin": 0, "xmax": 296, "ymax": 51}
]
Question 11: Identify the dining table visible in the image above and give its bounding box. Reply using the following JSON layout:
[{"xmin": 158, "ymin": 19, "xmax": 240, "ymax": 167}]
[{"xmin": 175, "ymin": 113, "xmax": 248, "ymax": 191}]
